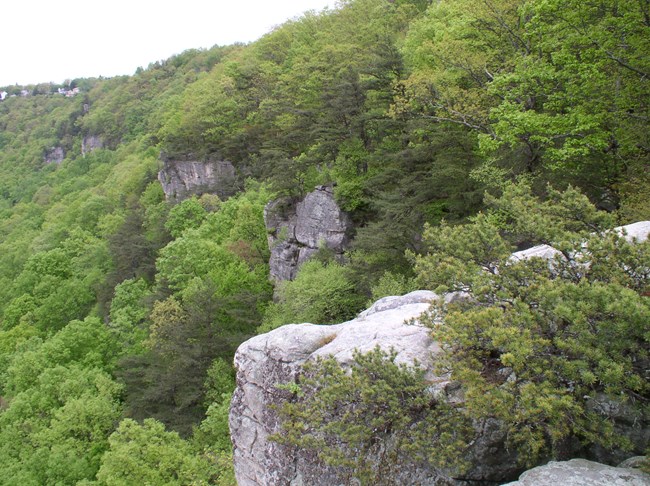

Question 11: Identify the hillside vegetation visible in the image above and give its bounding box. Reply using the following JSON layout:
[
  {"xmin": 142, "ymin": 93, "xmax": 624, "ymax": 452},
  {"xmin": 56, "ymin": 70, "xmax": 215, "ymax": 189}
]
[{"xmin": 0, "ymin": 0, "xmax": 647, "ymax": 483}]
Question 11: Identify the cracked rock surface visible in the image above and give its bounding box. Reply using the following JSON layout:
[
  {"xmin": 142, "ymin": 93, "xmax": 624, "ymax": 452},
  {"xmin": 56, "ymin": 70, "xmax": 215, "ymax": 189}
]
[
  {"xmin": 158, "ymin": 157, "xmax": 238, "ymax": 201},
  {"xmin": 230, "ymin": 222, "xmax": 650, "ymax": 485},
  {"xmin": 229, "ymin": 291, "xmax": 439, "ymax": 485}
]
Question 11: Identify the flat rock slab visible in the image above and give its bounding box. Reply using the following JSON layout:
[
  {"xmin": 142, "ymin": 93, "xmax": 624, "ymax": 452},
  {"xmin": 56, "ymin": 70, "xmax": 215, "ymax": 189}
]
[{"xmin": 503, "ymin": 458, "xmax": 650, "ymax": 486}]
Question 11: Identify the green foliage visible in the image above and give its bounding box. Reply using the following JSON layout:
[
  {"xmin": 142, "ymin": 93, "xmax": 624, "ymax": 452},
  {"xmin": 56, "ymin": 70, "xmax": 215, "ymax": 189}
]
[
  {"xmin": 273, "ymin": 347, "xmax": 471, "ymax": 485},
  {"xmin": 261, "ymin": 260, "xmax": 365, "ymax": 332},
  {"xmin": 0, "ymin": 366, "xmax": 123, "ymax": 485},
  {"xmin": 165, "ymin": 196, "xmax": 208, "ymax": 238},
  {"xmin": 331, "ymin": 138, "xmax": 372, "ymax": 212},
  {"xmin": 400, "ymin": 0, "xmax": 649, "ymax": 198},
  {"xmin": 368, "ymin": 270, "xmax": 417, "ymax": 303},
  {"xmin": 0, "ymin": 0, "xmax": 648, "ymax": 481},
  {"xmin": 415, "ymin": 182, "xmax": 649, "ymax": 463},
  {"xmin": 109, "ymin": 277, "xmax": 152, "ymax": 349},
  {"xmin": 196, "ymin": 181, "xmax": 271, "ymax": 264},
  {"xmin": 192, "ymin": 398, "xmax": 234, "ymax": 456},
  {"xmin": 190, "ymin": 361, "xmax": 236, "ymax": 479},
  {"xmin": 95, "ymin": 418, "xmax": 216, "ymax": 485},
  {"xmin": 349, "ymin": 124, "xmax": 484, "ymax": 283},
  {"xmin": 156, "ymin": 230, "xmax": 268, "ymax": 298},
  {"xmin": 616, "ymin": 174, "xmax": 650, "ymax": 224},
  {"xmin": 5, "ymin": 317, "xmax": 119, "ymax": 395},
  {"xmin": 119, "ymin": 185, "xmax": 272, "ymax": 435},
  {"xmin": 203, "ymin": 358, "xmax": 236, "ymax": 406}
]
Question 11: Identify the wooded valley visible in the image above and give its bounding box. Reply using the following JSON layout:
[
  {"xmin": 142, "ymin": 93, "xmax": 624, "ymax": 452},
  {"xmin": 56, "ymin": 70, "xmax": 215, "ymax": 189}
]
[{"xmin": 0, "ymin": 0, "xmax": 647, "ymax": 483}]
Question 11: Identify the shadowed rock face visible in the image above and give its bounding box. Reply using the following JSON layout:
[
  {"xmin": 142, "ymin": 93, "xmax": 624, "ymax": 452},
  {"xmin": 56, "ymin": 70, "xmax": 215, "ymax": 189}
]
[
  {"xmin": 81, "ymin": 135, "xmax": 103, "ymax": 155},
  {"xmin": 158, "ymin": 157, "xmax": 237, "ymax": 201},
  {"xmin": 264, "ymin": 185, "xmax": 353, "ymax": 281}
]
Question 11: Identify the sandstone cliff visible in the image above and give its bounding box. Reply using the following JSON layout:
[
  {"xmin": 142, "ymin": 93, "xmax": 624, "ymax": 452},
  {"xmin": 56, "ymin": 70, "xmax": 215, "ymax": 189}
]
[
  {"xmin": 158, "ymin": 156, "xmax": 238, "ymax": 201},
  {"xmin": 229, "ymin": 291, "xmax": 520, "ymax": 485}
]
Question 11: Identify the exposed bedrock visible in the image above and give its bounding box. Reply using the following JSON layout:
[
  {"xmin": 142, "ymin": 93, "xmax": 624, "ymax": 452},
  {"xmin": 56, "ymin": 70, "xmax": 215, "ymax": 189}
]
[{"xmin": 230, "ymin": 221, "xmax": 650, "ymax": 485}]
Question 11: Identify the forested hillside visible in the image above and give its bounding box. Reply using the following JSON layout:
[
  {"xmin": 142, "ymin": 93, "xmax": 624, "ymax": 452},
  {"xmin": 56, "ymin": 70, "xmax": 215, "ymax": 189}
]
[{"xmin": 0, "ymin": 0, "xmax": 647, "ymax": 483}]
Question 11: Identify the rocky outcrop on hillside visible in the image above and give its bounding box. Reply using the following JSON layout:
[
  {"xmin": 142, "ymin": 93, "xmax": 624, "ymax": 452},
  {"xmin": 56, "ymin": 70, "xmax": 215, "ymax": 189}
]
[
  {"xmin": 81, "ymin": 135, "xmax": 103, "ymax": 155},
  {"xmin": 264, "ymin": 185, "xmax": 353, "ymax": 281},
  {"xmin": 230, "ymin": 221, "xmax": 650, "ymax": 485},
  {"xmin": 229, "ymin": 291, "xmax": 521, "ymax": 485},
  {"xmin": 44, "ymin": 146, "xmax": 65, "ymax": 165},
  {"xmin": 503, "ymin": 458, "xmax": 650, "ymax": 486},
  {"xmin": 158, "ymin": 156, "xmax": 238, "ymax": 201},
  {"xmin": 510, "ymin": 220, "xmax": 650, "ymax": 262}
]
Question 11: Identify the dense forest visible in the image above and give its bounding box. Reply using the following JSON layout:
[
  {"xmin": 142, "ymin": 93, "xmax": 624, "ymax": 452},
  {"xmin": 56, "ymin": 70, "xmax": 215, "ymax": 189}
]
[{"xmin": 0, "ymin": 0, "xmax": 648, "ymax": 483}]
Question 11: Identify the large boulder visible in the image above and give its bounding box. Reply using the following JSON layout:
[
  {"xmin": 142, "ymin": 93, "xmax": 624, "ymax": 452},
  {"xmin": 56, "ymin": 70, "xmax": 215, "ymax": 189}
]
[
  {"xmin": 510, "ymin": 220, "xmax": 650, "ymax": 262},
  {"xmin": 264, "ymin": 185, "xmax": 353, "ymax": 281},
  {"xmin": 158, "ymin": 156, "xmax": 238, "ymax": 201},
  {"xmin": 229, "ymin": 291, "xmax": 520, "ymax": 485},
  {"xmin": 502, "ymin": 458, "xmax": 650, "ymax": 486}
]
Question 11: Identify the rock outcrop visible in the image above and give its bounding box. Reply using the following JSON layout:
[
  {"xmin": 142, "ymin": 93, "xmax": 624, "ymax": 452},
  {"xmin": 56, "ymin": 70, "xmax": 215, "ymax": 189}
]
[
  {"xmin": 264, "ymin": 185, "xmax": 353, "ymax": 281},
  {"xmin": 158, "ymin": 156, "xmax": 238, "ymax": 201},
  {"xmin": 510, "ymin": 220, "xmax": 650, "ymax": 263},
  {"xmin": 81, "ymin": 135, "xmax": 103, "ymax": 155},
  {"xmin": 230, "ymin": 221, "xmax": 650, "ymax": 485},
  {"xmin": 44, "ymin": 146, "xmax": 65, "ymax": 165},
  {"xmin": 229, "ymin": 291, "xmax": 520, "ymax": 485},
  {"xmin": 503, "ymin": 458, "xmax": 650, "ymax": 486}
]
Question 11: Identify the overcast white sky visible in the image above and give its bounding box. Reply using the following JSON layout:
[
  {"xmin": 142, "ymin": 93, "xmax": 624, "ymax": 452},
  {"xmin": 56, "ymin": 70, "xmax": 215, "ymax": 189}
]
[{"xmin": 0, "ymin": 0, "xmax": 339, "ymax": 87}]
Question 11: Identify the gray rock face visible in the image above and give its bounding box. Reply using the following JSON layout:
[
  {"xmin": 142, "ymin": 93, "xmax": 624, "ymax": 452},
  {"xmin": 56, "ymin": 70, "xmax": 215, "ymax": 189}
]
[
  {"xmin": 618, "ymin": 456, "xmax": 648, "ymax": 469},
  {"xmin": 44, "ymin": 146, "xmax": 65, "ymax": 165},
  {"xmin": 502, "ymin": 458, "xmax": 650, "ymax": 486},
  {"xmin": 264, "ymin": 185, "xmax": 353, "ymax": 281},
  {"xmin": 81, "ymin": 135, "xmax": 103, "ymax": 155},
  {"xmin": 229, "ymin": 291, "xmax": 519, "ymax": 486},
  {"xmin": 587, "ymin": 393, "xmax": 650, "ymax": 466},
  {"xmin": 158, "ymin": 157, "xmax": 237, "ymax": 201}
]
